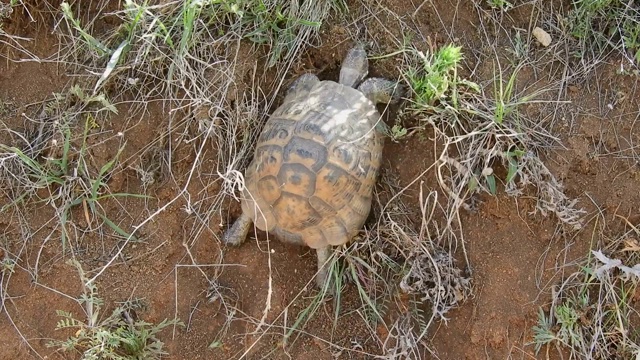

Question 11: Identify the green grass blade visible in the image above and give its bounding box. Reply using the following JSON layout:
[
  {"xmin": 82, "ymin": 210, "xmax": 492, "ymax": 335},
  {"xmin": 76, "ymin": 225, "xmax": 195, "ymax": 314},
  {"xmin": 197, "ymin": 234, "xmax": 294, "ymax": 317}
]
[
  {"xmin": 95, "ymin": 209, "xmax": 138, "ymax": 241},
  {"xmin": 60, "ymin": 2, "xmax": 110, "ymax": 56},
  {"xmin": 93, "ymin": 40, "xmax": 129, "ymax": 94}
]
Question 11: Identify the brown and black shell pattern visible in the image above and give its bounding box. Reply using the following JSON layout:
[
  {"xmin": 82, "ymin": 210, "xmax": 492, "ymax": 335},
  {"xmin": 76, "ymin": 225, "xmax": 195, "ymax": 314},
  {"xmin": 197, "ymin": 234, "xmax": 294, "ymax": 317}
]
[{"xmin": 240, "ymin": 80, "xmax": 383, "ymax": 250}]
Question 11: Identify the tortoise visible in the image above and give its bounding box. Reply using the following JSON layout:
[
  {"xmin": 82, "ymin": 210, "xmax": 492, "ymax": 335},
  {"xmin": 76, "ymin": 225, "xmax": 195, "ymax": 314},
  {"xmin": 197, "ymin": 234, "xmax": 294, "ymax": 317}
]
[{"xmin": 223, "ymin": 45, "xmax": 403, "ymax": 288}]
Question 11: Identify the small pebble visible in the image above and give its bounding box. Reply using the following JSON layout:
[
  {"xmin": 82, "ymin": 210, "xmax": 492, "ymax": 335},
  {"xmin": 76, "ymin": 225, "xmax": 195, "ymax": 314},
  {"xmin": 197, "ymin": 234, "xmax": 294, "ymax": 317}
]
[{"xmin": 532, "ymin": 27, "xmax": 552, "ymax": 47}]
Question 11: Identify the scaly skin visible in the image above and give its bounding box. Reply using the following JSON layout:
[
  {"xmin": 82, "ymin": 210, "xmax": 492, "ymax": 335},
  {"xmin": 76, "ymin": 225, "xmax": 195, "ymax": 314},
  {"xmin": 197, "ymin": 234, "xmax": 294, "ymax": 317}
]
[
  {"xmin": 339, "ymin": 45, "xmax": 369, "ymax": 88},
  {"xmin": 222, "ymin": 212, "xmax": 252, "ymax": 246},
  {"xmin": 315, "ymin": 246, "xmax": 331, "ymax": 289},
  {"xmin": 358, "ymin": 77, "xmax": 405, "ymax": 105}
]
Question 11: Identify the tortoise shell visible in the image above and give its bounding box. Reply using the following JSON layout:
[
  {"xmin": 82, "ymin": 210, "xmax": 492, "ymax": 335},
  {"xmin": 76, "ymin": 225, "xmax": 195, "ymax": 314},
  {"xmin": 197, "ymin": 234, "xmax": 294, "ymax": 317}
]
[{"xmin": 239, "ymin": 80, "xmax": 383, "ymax": 249}]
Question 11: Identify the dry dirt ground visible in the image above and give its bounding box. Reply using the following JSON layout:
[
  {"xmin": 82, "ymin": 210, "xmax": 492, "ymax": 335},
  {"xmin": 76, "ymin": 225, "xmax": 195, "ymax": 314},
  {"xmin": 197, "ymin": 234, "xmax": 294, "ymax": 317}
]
[{"xmin": 1, "ymin": 1, "xmax": 639, "ymax": 360}]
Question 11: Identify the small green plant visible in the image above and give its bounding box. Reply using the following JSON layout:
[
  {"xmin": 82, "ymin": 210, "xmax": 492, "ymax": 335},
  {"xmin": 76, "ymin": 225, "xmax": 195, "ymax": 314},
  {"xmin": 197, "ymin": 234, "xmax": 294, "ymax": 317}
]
[
  {"xmin": 463, "ymin": 62, "xmax": 543, "ymax": 196},
  {"xmin": 507, "ymin": 31, "xmax": 529, "ymax": 64},
  {"xmin": 622, "ymin": 16, "xmax": 640, "ymax": 65},
  {"xmin": 532, "ymin": 307, "xmax": 557, "ymax": 352},
  {"xmin": 1, "ymin": 257, "xmax": 15, "ymax": 275},
  {"xmin": 390, "ymin": 124, "xmax": 408, "ymax": 141},
  {"xmin": 486, "ymin": 0, "xmax": 513, "ymax": 11},
  {"xmin": 491, "ymin": 63, "xmax": 537, "ymax": 125},
  {"xmin": 405, "ymin": 44, "xmax": 474, "ymax": 110},
  {"xmin": 47, "ymin": 260, "xmax": 184, "ymax": 360}
]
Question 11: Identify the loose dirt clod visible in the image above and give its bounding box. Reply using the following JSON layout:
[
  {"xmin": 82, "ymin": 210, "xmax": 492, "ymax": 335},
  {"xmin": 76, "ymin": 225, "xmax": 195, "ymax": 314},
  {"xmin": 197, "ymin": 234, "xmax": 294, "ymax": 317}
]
[{"xmin": 532, "ymin": 27, "xmax": 552, "ymax": 47}]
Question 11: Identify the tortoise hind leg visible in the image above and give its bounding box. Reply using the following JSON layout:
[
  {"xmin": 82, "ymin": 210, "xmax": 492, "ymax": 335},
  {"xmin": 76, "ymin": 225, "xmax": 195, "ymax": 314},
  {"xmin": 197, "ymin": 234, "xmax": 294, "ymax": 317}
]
[
  {"xmin": 358, "ymin": 78, "xmax": 405, "ymax": 105},
  {"xmin": 315, "ymin": 246, "xmax": 332, "ymax": 289},
  {"xmin": 222, "ymin": 211, "xmax": 253, "ymax": 246},
  {"xmin": 339, "ymin": 45, "xmax": 369, "ymax": 88}
]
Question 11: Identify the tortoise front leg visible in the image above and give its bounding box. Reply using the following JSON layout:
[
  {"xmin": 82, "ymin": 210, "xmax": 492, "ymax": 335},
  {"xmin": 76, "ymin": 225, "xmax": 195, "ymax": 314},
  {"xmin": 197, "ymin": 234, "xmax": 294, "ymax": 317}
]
[
  {"xmin": 315, "ymin": 246, "xmax": 332, "ymax": 289},
  {"xmin": 339, "ymin": 45, "xmax": 369, "ymax": 88},
  {"xmin": 282, "ymin": 73, "xmax": 320, "ymax": 103},
  {"xmin": 222, "ymin": 211, "xmax": 253, "ymax": 246}
]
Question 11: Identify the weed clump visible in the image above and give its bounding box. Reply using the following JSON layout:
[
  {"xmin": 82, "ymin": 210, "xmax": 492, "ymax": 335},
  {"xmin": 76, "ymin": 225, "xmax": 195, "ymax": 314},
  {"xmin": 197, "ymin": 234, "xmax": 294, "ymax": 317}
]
[
  {"xmin": 0, "ymin": 85, "xmax": 138, "ymax": 250},
  {"xmin": 0, "ymin": 2, "xmax": 12, "ymax": 25},
  {"xmin": 533, "ymin": 225, "xmax": 640, "ymax": 359},
  {"xmin": 566, "ymin": 0, "xmax": 640, "ymax": 68},
  {"xmin": 56, "ymin": 0, "xmax": 345, "ymax": 106},
  {"xmin": 401, "ymin": 43, "xmax": 585, "ymax": 229},
  {"xmin": 47, "ymin": 260, "xmax": 183, "ymax": 360}
]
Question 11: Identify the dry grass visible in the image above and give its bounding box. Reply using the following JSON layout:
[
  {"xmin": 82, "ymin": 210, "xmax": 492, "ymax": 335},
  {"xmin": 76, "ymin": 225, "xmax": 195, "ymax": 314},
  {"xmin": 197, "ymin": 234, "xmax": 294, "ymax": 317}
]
[
  {"xmin": 532, "ymin": 213, "xmax": 640, "ymax": 359},
  {"xmin": 1, "ymin": 0, "xmax": 639, "ymax": 359}
]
